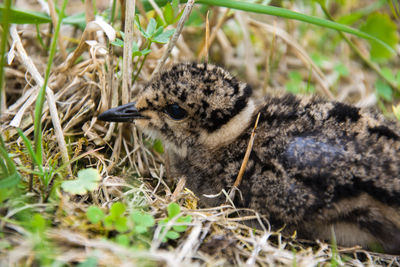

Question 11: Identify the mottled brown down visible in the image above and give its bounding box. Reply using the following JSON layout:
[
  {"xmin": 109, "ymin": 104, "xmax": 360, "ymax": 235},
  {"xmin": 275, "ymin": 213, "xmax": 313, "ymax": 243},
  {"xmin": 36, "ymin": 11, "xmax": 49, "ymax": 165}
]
[{"xmin": 99, "ymin": 63, "xmax": 400, "ymax": 254}]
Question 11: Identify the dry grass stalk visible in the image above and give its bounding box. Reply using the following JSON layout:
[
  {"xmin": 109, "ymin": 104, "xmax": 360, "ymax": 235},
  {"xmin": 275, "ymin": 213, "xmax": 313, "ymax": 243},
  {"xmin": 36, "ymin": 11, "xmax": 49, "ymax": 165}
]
[
  {"xmin": 204, "ymin": 10, "xmax": 210, "ymax": 63},
  {"xmin": 236, "ymin": 12, "xmax": 258, "ymax": 85},
  {"xmin": 152, "ymin": 0, "xmax": 196, "ymax": 77},
  {"xmin": 197, "ymin": 8, "xmax": 232, "ymax": 60},
  {"xmin": 263, "ymin": 19, "xmax": 277, "ymax": 93},
  {"xmin": 249, "ymin": 18, "xmax": 334, "ymax": 99},
  {"xmin": 58, "ymin": 18, "xmax": 116, "ymax": 72},
  {"xmin": 9, "ymin": 25, "xmax": 72, "ymax": 175},
  {"xmin": 229, "ymin": 112, "xmax": 261, "ymax": 201},
  {"xmin": 85, "ymin": 0, "xmax": 95, "ymax": 24},
  {"xmin": 122, "ymin": 0, "xmax": 135, "ymax": 104}
]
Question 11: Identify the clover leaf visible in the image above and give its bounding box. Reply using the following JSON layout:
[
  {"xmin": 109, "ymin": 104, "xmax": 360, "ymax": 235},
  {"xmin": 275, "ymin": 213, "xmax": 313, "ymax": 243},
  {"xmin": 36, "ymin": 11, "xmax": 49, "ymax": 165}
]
[
  {"xmin": 86, "ymin": 206, "xmax": 105, "ymax": 224},
  {"xmin": 61, "ymin": 168, "xmax": 101, "ymax": 195}
]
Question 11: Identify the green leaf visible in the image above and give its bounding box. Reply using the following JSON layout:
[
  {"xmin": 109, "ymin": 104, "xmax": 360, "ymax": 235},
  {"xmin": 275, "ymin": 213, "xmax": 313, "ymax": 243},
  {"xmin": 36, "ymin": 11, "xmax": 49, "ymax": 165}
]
[
  {"xmin": 77, "ymin": 256, "xmax": 98, "ymax": 267},
  {"xmin": 135, "ymin": 15, "xmax": 147, "ymax": 37},
  {"xmin": 146, "ymin": 18, "xmax": 157, "ymax": 37},
  {"xmin": 30, "ymin": 214, "xmax": 47, "ymax": 232},
  {"xmin": 180, "ymin": 215, "xmax": 192, "ymax": 223},
  {"xmin": 61, "ymin": 168, "xmax": 101, "ymax": 195},
  {"xmin": 140, "ymin": 49, "xmax": 152, "ymax": 56},
  {"xmin": 289, "ymin": 71, "xmax": 302, "ymax": 82},
  {"xmin": 0, "ymin": 171, "xmax": 20, "ymax": 189},
  {"xmin": 167, "ymin": 202, "xmax": 180, "ymax": 218},
  {"xmin": 86, "ymin": 206, "xmax": 105, "ymax": 224},
  {"xmin": 62, "ymin": 12, "xmax": 86, "ymax": 30},
  {"xmin": 396, "ymin": 71, "xmax": 400, "ymax": 87},
  {"xmin": 0, "ymin": 188, "xmax": 15, "ymax": 203},
  {"xmin": 0, "ymin": 4, "xmax": 51, "ymax": 24},
  {"xmin": 334, "ymin": 63, "xmax": 349, "ymax": 77},
  {"xmin": 173, "ymin": 215, "xmax": 192, "ymax": 232},
  {"xmin": 110, "ymin": 202, "xmax": 126, "ymax": 218},
  {"xmin": 165, "ymin": 230, "xmax": 180, "ymax": 240},
  {"xmin": 172, "ymin": 224, "xmax": 187, "ymax": 232},
  {"xmin": 337, "ymin": 12, "xmax": 364, "ymax": 25},
  {"xmin": 115, "ymin": 234, "xmax": 130, "ymax": 247},
  {"xmin": 164, "ymin": 2, "xmax": 174, "ymax": 25},
  {"xmin": 375, "ymin": 79, "xmax": 392, "ymax": 101},
  {"xmin": 111, "ymin": 38, "xmax": 124, "ymax": 48},
  {"xmin": 135, "ymin": 225, "xmax": 148, "ymax": 234},
  {"xmin": 104, "ymin": 215, "xmax": 114, "ymax": 229},
  {"xmin": 310, "ymin": 52, "xmax": 327, "ymax": 68},
  {"xmin": 114, "ymin": 216, "xmax": 128, "ymax": 232},
  {"xmin": 172, "ymin": 0, "xmax": 180, "ymax": 14},
  {"xmin": 285, "ymin": 71, "xmax": 303, "ymax": 94},
  {"xmin": 381, "ymin": 68, "xmax": 396, "ymax": 84},
  {"xmin": 153, "ymin": 139, "xmax": 164, "ymax": 153},
  {"xmin": 132, "ymin": 42, "xmax": 152, "ymax": 57},
  {"xmin": 153, "ymin": 29, "xmax": 175, "ymax": 44},
  {"xmin": 360, "ymin": 13, "xmax": 398, "ymax": 62},
  {"xmin": 153, "ymin": 26, "xmax": 164, "ymax": 38},
  {"xmin": 132, "ymin": 211, "xmax": 155, "ymax": 227}
]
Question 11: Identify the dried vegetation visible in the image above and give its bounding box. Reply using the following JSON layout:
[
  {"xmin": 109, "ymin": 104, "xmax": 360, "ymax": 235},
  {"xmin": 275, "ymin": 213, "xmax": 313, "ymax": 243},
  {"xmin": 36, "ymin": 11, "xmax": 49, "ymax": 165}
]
[{"xmin": 1, "ymin": 0, "xmax": 400, "ymax": 266}]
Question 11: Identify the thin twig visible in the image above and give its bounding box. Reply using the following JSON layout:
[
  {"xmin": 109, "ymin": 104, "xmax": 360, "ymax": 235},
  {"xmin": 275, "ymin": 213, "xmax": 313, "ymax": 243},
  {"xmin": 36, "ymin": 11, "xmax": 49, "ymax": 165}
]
[
  {"xmin": 148, "ymin": 0, "xmax": 166, "ymax": 25},
  {"xmin": 249, "ymin": 18, "xmax": 335, "ymax": 100},
  {"xmin": 151, "ymin": 0, "xmax": 195, "ymax": 78},
  {"xmin": 229, "ymin": 112, "xmax": 261, "ymax": 200}
]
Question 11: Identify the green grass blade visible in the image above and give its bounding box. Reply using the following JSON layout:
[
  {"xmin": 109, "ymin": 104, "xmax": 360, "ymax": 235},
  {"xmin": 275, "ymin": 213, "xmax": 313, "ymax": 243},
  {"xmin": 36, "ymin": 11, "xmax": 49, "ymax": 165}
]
[
  {"xmin": 33, "ymin": 0, "xmax": 68, "ymax": 165},
  {"xmin": 0, "ymin": 137, "xmax": 21, "ymax": 189},
  {"xmin": 0, "ymin": 0, "xmax": 12, "ymax": 116},
  {"xmin": 0, "ymin": 0, "xmax": 20, "ymax": 189},
  {"xmin": 0, "ymin": 4, "xmax": 51, "ymax": 24},
  {"xmin": 0, "ymin": 137, "xmax": 11, "ymax": 174},
  {"xmin": 0, "ymin": 171, "xmax": 21, "ymax": 189},
  {"xmin": 140, "ymin": 0, "xmax": 395, "ymax": 54},
  {"xmin": 0, "ymin": 137, "xmax": 16, "ymax": 175},
  {"xmin": 17, "ymin": 129, "xmax": 44, "ymax": 173}
]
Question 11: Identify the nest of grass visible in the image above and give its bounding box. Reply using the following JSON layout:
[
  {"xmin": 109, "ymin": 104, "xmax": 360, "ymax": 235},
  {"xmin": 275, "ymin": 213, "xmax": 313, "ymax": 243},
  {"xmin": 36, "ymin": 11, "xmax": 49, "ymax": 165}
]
[{"xmin": 1, "ymin": 0, "xmax": 400, "ymax": 266}]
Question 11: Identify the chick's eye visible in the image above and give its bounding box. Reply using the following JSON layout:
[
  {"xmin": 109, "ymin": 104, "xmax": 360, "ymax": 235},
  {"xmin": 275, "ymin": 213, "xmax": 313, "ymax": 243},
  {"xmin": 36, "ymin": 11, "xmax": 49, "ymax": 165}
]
[{"xmin": 164, "ymin": 104, "xmax": 187, "ymax": 120}]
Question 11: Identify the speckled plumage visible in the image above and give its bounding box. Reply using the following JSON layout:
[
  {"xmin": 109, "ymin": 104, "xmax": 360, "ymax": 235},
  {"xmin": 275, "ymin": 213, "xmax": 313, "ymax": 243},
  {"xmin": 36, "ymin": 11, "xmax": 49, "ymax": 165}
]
[{"xmin": 99, "ymin": 63, "xmax": 400, "ymax": 254}]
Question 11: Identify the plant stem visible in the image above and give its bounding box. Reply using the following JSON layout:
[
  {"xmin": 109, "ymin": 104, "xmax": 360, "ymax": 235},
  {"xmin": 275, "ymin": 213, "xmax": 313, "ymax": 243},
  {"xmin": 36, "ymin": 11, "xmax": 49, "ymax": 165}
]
[
  {"xmin": 0, "ymin": 0, "xmax": 12, "ymax": 115},
  {"xmin": 319, "ymin": 3, "xmax": 399, "ymax": 91},
  {"xmin": 133, "ymin": 42, "xmax": 152, "ymax": 83},
  {"xmin": 33, "ymin": 0, "xmax": 68, "ymax": 165}
]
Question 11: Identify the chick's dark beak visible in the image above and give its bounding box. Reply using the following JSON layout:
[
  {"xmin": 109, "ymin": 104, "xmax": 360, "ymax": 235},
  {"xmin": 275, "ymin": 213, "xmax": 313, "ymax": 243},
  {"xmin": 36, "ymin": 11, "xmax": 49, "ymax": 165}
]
[{"xmin": 98, "ymin": 102, "xmax": 143, "ymax": 122}]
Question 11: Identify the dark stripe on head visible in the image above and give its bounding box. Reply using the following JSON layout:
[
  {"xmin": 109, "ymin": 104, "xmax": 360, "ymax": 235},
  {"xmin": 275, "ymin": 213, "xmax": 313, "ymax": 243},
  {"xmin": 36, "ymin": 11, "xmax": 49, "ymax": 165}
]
[
  {"xmin": 368, "ymin": 125, "xmax": 399, "ymax": 140},
  {"xmin": 328, "ymin": 102, "xmax": 361, "ymax": 122},
  {"xmin": 202, "ymin": 84, "xmax": 252, "ymax": 132}
]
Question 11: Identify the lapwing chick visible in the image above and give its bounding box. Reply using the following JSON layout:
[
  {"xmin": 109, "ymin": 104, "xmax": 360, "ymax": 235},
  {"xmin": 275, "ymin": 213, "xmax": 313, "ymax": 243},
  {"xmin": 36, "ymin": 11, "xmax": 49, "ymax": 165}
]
[{"xmin": 99, "ymin": 63, "xmax": 400, "ymax": 254}]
